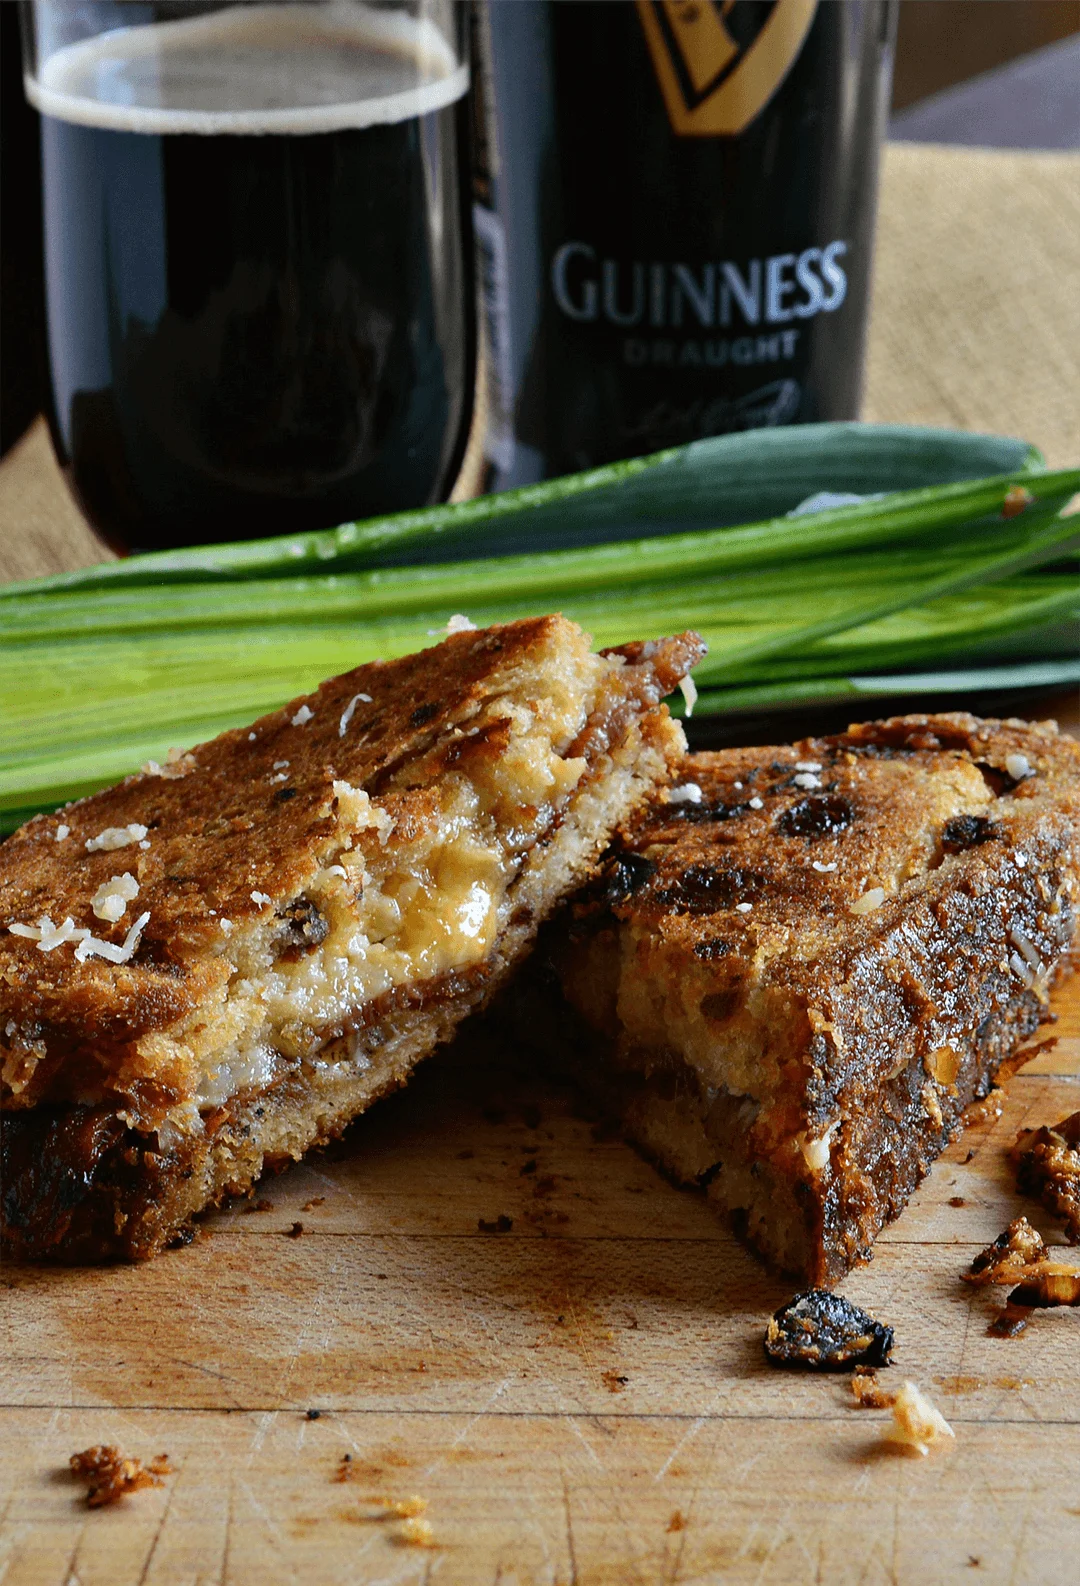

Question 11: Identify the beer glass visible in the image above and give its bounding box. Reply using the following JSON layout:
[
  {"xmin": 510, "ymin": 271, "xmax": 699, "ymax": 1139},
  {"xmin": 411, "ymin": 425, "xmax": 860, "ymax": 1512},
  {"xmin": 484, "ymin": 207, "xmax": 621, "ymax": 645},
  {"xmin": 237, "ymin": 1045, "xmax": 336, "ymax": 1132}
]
[{"xmin": 21, "ymin": 0, "xmax": 474, "ymax": 552}]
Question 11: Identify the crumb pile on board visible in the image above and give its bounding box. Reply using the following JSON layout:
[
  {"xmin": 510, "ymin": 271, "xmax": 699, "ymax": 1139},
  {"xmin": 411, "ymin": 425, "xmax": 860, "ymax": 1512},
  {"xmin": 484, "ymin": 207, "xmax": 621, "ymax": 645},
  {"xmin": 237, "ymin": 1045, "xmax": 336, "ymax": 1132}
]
[{"xmin": 69, "ymin": 1446, "xmax": 171, "ymax": 1507}]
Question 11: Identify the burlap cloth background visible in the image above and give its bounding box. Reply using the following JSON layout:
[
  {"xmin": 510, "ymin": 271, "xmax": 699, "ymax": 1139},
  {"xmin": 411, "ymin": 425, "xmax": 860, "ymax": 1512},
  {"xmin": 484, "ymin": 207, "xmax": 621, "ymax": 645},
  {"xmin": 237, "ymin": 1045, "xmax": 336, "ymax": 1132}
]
[{"xmin": 2, "ymin": 143, "xmax": 1078, "ymax": 586}]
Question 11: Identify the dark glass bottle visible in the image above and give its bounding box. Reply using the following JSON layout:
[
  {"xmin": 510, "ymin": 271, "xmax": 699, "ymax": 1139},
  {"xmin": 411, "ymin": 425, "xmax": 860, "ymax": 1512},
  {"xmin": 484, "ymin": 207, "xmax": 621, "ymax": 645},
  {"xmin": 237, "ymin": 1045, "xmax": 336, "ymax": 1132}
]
[{"xmin": 473, "ymin": 0, "xmax": 896, "ymax": 490}]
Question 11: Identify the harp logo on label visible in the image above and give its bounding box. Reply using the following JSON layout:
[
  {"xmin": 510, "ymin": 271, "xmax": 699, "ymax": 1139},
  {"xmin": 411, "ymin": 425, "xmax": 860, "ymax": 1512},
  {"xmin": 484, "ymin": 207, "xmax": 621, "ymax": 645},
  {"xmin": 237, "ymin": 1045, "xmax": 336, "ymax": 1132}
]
[{"xmin": 636, "ymin": 0, "xmax": 819, "ymax": 137}]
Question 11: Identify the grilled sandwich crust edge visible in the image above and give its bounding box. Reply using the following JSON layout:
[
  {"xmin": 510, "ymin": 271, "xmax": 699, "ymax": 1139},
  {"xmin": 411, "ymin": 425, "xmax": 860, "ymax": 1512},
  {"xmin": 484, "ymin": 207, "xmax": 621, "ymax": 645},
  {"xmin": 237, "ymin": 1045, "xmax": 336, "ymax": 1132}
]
[{"xmin": 532, "ymin": 713, "xmax": 1080, "ymax": 1285}]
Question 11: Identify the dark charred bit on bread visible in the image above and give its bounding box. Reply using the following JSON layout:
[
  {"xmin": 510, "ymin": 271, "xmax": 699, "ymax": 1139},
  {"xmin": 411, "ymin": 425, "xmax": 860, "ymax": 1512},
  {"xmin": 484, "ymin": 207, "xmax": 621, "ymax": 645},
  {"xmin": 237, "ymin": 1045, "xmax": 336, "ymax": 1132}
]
[
  {"xmin": 274, "ymin": 896, "xmax": 330, "ymax": 962},
  {"xmin": 765, "ymin": 1290, "xmax": 894, "ymax": 1371},
  {"xmin": 602, "ymin": 852, "xmax": 657, "ymax": 908},
  {"xmin": 775, "ymin": 793, "xmax": 854, "ymax": 839},
  {"xmin": 940, "ymin": 814, "xmax": 1001, "ymax": 853},
  {"xmin": 1012, "ymin": 1111, "xmax": 1080, "ymax": 1243}
]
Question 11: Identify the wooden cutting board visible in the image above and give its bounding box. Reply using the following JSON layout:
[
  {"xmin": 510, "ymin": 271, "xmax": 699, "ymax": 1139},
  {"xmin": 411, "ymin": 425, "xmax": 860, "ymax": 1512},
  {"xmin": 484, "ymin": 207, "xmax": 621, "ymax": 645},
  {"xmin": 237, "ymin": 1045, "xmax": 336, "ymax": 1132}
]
[{"xmin": 2, "ymin": 944, "xmax": 1079, "ymax": 1585}]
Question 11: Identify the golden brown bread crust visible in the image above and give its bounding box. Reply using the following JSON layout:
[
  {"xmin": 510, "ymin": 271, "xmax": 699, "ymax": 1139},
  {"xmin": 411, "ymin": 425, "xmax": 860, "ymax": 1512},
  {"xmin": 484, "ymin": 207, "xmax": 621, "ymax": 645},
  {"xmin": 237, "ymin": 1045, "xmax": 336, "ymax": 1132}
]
[
  {"xmin": 544, "ymin": 712, "xmax": 1080, "ymax": 1284},
  {"xmin": 1, "ymin": 617, "xmax": 704, "ymax": 1260}
]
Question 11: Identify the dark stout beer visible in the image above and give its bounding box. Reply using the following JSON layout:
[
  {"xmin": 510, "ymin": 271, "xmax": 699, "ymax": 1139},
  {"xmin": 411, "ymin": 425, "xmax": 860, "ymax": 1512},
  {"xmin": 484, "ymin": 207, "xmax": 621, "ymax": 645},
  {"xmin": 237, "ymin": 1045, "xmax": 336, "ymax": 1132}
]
[
  {"xmin": 26, "ymin": 3, "xmax": 472, "ymax": 550},
  {"xmin": 474, "ymin": 0, "xmax": 896, "ymax": 488}
]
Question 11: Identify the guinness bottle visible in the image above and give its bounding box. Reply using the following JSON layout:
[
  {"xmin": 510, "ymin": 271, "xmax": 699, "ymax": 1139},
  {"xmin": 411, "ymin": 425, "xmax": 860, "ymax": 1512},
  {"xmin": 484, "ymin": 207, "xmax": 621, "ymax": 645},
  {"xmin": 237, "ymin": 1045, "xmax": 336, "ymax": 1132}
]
[{"xmin": 473, "ymin": 0, "xmax": 896, "ymax": 488}]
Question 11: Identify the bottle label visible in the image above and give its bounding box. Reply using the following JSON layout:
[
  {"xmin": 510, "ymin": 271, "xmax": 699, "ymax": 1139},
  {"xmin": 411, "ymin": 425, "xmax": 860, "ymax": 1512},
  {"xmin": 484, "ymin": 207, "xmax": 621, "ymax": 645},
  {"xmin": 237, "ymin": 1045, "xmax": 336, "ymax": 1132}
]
[{"xmin": 636, "ymin": 0, "xmax": 819, "ymax": 136}]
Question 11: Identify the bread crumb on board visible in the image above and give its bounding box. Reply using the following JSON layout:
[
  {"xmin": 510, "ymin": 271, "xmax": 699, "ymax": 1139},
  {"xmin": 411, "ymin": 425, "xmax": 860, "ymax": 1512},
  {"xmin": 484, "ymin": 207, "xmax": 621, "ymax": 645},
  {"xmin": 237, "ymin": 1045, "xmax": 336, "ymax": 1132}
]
[
  {"xmin": 69, "ymin": 1446, "xmax": 172, "ymax": 1507},
  {"xmin": 883, "ymin": 1383, "xmax": 955, "ymax": 1456},
  {"xmin": 396, "ymin": 1516, "xmax": 436, "ymax": 1547},
  {"xmin": 353, "ymin": 1493, "xmax": 430, "ymax": 1525},
  {"xmin": 1006, "ymin": 1268, "xmax": 1080, "ymax": 1309},
  {"xmin": 963, "ymin": 1216, "xmax": 1047, "ymax": 1286},
  {"xmin": 384, "ymin": 1496, "xmax": 428, "ymax": 1520},
  {"xmin": 764, "ymin": 1290, "xmax": 894, "ymax": 1370},
  {"xmin": 850, "ymin": 1370, "xmax": 895, "ymax": 1409},
  {"xmin": 851, "ymin": 1374, "xmax": 956, "ymax": 1457},
  {"xmin": 1013, "ymin": 1110, "xmax": 1080, "ymax": 1244},
  {"xmin": 962, "ymin": 1213, "xmax": 1080, "ymax": 1332}
]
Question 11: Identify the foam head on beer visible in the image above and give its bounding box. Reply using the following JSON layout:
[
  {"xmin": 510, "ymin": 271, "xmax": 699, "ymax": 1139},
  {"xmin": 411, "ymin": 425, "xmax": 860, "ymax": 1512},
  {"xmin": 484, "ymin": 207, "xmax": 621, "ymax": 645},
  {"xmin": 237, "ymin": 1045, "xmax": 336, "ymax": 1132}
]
[{"xmin": 27, "ymin": 3, "xmax": 468, "ymax": 132}]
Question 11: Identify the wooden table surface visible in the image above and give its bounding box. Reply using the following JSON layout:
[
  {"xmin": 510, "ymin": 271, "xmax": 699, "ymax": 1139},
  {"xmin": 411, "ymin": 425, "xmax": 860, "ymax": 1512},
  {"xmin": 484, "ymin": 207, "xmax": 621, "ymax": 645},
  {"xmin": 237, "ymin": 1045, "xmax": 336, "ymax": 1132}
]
[{"xmin": 2, "ymin": 142, "xmax": 1080, "ymax": 1585}]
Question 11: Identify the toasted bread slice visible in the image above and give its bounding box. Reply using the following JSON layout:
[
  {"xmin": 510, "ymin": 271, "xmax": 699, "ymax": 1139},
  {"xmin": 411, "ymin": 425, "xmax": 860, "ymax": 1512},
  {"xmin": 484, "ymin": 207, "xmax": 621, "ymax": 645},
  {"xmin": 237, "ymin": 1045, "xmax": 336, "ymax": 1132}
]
[
  {"xmin": 0, "ymin": 616, "xmax": 703, "ymax": 1260},
  {"xmin": 536, "ymin": 713, "xmax": 1079, "ymax": 1284}
]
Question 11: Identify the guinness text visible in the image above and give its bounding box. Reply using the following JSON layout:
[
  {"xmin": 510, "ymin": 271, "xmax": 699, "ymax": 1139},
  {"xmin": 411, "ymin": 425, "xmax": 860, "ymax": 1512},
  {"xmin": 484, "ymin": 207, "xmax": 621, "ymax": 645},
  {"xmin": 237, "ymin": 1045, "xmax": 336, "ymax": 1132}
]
[{"xmin": 551, "ymin": 241, "xmax": 849, "ymax": 329}]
